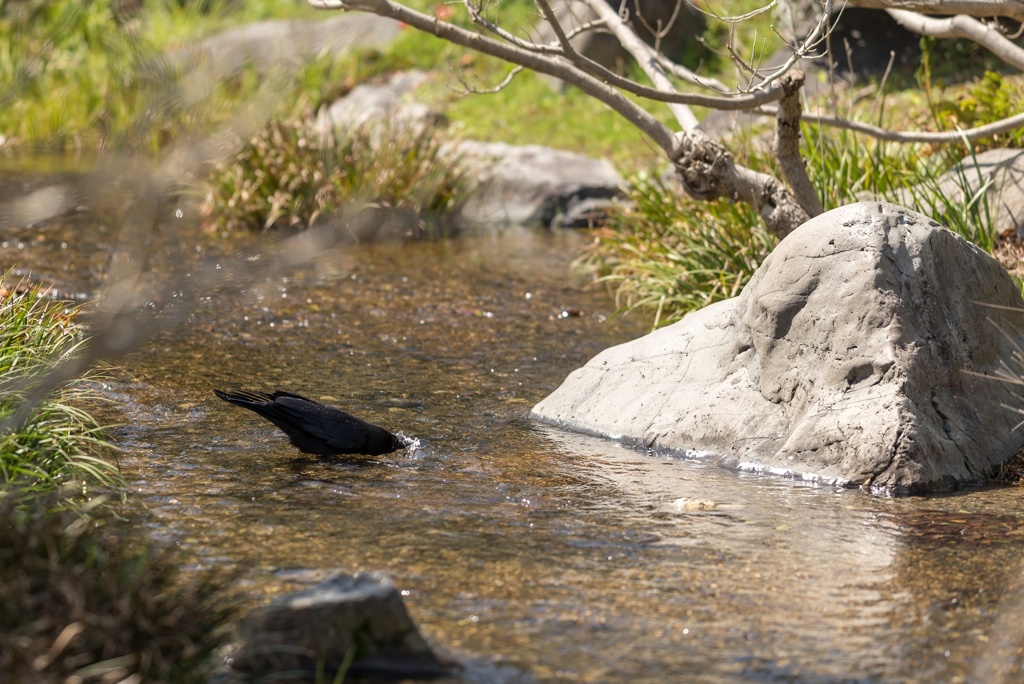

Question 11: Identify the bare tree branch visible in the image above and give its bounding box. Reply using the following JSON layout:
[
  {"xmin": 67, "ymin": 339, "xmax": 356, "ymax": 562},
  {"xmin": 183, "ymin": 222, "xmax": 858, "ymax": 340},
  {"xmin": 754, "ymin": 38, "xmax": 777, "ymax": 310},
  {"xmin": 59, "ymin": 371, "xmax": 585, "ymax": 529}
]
[
  {"xmin": 848, "ymin": 0, "xmax": 1024, "ymax": 22},
  {"xmin": 758, "ymin": 106, "xmax": 1024, "ymax": 143},
  {"xmin": 774, "ymin": 71, "xmax": 824, "ymax": 216},
  {"xmin": 652, "ymin": 51, "xmax": 731, "ymax": 93},
  {"xmin": 463, "ymin": 0, "xmax": 562, "ymax": 52},
  {"xmin": 730, "ymin": 28, "xmax": 773, "ymax": 89},
  {"xmin": 886, "ymin": 8, "xmax": 1024, "ymax": 70},
  {"xmin": 455, "ymin": 63, "xmax": 526, "ymax": 94},
  {"xmin": 687, "ymin": 0, "xmax": 779, "ymax": 24},
  {"xmin": 671, "ymin": 131, "xmax": 811, "ymax": 238},
  {"xmin": 573, "ymin": 0, "xmax": 813, "ymax": 234},
  {"xmin": 463, "ymin": 0, "xmax": 607, "ymax": 54},
  {"xmin": 533, "ymin": 0, "xmax": 636, "ymax": 85},
  {"xmin": 580, "ymin": 0, "xmax": 700, "ymax": 129},
  {"xmin": 529, "ymin": 0, "xmax": 732, "ymax": 91},
  {"xmin": 311, "ymin": 0, "xmax": 794, "ymax": 113},
  {"xmin": 306, "ymin": 0, "xmax": 1021, "ymax": 237},
  {"xmin": 310, "ymin": 0, "xmax": 680, "ymax": 153},
  {"xmin": 745, "ymin": 0, "xmax": 833, "ymax": 92},
  {"xmin": 529, "ymin": 0, "xmax": 741, "ymax": 119}
]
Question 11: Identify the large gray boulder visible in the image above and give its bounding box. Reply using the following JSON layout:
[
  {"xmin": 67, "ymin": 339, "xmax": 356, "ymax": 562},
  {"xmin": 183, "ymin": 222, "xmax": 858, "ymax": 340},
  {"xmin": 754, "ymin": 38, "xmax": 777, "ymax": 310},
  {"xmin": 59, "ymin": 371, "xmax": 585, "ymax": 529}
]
[
  {"xmin": 311, "ymin": 73, "xmax": 625, "ymax": 229},
  {"xmin": 532, "ymin": 202, "xmax": 1024, "ymax": 493},
  {"xmin": 314, "ymin": 70, "xmax": 445, "ymax": 135}
]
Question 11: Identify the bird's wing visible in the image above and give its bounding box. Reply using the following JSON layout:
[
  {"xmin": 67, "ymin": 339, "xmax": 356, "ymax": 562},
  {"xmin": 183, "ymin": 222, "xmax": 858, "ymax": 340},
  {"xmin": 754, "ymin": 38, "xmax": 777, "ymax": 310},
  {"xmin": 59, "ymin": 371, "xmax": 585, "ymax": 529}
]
[{"xmin": 272, "ymin": 395, "xmax": 369, "ymax": 451}]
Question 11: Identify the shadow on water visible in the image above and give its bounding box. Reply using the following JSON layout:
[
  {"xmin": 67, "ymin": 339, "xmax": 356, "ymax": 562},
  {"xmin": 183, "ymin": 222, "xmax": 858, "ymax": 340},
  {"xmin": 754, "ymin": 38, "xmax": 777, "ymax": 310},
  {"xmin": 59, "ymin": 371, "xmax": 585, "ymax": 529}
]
[{"xmin": 6, "ymin": 177, "xmax": 1024, "ymax": 682}]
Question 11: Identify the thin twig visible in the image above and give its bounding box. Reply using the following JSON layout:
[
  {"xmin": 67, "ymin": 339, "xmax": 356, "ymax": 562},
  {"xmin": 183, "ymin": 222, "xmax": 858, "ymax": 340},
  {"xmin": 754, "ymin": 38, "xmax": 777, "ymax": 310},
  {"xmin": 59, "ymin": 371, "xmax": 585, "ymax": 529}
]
[
  {"xmin": 755, "ymin": 106, "xmax": 1024, "ymax": 144},
  {"xmin": 464, "ymin": 0, "xmax": 609, "ymax": 52},
  {"xmin": 580, "ymin": 0, "xmax": 699, "ymax": 130},
  {"xmin": 688, "ymin": 0, "xmax": 778, "ymax": 25},
  {"xmin": 747, "ymin": 0, "xmax": 833, "ymax": 92},
  {"xmin": 461, "ymin": 65, "xmax": 525, "ymax": 94},
  {"xmin": 463, "ymin": 0, "xmax": 558, "ymax": 52}
]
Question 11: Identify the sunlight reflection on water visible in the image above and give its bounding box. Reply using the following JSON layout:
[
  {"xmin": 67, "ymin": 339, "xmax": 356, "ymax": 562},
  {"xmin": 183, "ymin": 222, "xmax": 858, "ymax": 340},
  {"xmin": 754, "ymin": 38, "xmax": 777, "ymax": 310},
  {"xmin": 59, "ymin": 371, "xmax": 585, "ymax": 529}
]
[{"xmin": 5, "ymin": 201, "xmax": 1024, "ymax": 681}]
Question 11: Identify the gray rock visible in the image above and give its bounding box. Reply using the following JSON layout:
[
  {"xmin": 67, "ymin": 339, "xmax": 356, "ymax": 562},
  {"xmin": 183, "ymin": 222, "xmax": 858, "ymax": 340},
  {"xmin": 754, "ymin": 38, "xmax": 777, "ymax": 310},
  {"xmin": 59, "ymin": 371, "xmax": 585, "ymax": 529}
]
[
  {"xmin": 167, "ymin": 14, "xmax": 402, "ymax": 76},
  {"xmin": 892, "ymin": 148, "xmax": 1024, "ymax": 241},
  {"xmin": 532, "ymin": 202, "xmax": 1024, "ymax": 493},
  {"xmin": 232, "ymin": 572, "xmax": 452, "ymax": 679},
  {"xmin": 455, "ymin": 141, "xmax": 624, "ymax": 228},
  {"xmin": 314, "ymin": 70, "xmax": 446, "ymax": 135},
  {"xmin": 311, "ymin": 74, "xmax": 623, "ymax": 229}
]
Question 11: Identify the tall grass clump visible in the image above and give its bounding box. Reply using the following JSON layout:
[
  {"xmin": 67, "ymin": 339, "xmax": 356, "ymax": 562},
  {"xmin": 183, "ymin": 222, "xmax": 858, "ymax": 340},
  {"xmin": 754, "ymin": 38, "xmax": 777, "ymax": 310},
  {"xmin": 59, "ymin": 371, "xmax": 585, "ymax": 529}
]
[
  {"xmin": 0, "ymin": 281, "xmax": 120, "ymax": 495},
  {"xmin": 0, "ymin": 492, "xmax": 238, "ymax": 683},
  {"xmin": 803, "ymin": 126, "xmax": 1002, "ymax": 253},
  {"xmin": 202, "ymin": 116, "xmax": 471, "ymax": 236},
  {"xmin": 578, "ymin": 174, "xmax": 777, "ymax": 329}
]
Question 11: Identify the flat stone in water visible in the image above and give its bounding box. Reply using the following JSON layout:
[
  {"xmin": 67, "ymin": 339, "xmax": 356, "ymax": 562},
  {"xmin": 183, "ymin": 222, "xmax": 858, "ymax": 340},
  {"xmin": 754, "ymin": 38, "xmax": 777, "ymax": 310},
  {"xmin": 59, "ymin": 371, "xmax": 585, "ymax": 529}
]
[{"xmin": 233, "ymin": 571, "xmax": 453, "ymax": 679}]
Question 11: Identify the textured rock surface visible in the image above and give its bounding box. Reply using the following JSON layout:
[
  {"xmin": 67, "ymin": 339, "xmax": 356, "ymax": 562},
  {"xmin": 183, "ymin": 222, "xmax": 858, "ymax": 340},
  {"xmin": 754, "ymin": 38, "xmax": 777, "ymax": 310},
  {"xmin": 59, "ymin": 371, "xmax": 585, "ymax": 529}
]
[
  {"xmin": 233, "ymin": 572, "xmax": 451, "ymax": 678},
  {"xmin": 314, "ymin": 70, "xmax": 445, "ymax": 134},
  {"xmin": 532, "ymin": 202, "xmax": 1024, "ymax": 493},
  {"xmin": 312, "ymin": 73, "xmax": 625, "ymax": 229},
  {"xmin": 455, "ymin": 141, "xmax": 624, "ymax": 227}
]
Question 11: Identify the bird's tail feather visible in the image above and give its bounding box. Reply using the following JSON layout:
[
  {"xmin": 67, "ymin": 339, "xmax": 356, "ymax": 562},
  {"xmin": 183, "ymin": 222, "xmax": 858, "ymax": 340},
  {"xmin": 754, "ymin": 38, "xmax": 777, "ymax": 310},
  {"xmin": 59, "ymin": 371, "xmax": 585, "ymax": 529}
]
[{"xmin": 214, "ymin": 389, "xmax": 274, "ymax": 406}]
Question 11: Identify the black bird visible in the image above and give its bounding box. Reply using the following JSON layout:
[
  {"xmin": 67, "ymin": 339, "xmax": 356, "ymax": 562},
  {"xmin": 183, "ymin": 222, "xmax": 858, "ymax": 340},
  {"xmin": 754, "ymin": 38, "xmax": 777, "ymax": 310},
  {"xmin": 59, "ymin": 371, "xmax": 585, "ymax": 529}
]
[{"xmin": 214, "ymin": 389, "xmax": 405, "ymax": 457}]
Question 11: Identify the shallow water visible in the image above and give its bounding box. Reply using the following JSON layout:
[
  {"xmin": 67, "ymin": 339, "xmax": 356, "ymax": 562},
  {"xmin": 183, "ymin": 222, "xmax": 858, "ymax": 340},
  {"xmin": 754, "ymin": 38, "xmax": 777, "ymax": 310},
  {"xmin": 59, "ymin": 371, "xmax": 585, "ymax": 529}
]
[{"xmin": 6, "ymin": 195, "xmax": 1024, "ymax": 682}]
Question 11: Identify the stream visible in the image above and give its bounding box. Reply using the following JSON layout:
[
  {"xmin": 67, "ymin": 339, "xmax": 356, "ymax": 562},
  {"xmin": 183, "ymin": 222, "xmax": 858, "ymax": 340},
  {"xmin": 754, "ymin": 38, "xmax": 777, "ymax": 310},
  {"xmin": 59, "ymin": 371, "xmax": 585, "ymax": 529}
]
[{"xmin": 5, "ymin": 176, "xmax": 1024, "ymax": 682}]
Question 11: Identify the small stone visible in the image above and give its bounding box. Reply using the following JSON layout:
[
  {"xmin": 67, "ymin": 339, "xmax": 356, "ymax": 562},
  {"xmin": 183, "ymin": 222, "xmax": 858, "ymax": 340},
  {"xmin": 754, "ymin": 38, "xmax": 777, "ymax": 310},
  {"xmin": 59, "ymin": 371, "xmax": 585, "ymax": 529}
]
[{"xmin": 672, "ymin": 497, "xmax": 718, "ymax": 512}]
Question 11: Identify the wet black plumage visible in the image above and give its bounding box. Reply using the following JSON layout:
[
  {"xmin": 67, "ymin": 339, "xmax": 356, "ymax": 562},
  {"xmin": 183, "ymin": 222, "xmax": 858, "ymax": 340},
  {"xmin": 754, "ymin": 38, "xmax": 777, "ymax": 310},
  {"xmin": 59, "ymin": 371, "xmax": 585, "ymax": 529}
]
[{"xmin": 214, "ymin": 389, "xmax": 405, "ymax": 457}]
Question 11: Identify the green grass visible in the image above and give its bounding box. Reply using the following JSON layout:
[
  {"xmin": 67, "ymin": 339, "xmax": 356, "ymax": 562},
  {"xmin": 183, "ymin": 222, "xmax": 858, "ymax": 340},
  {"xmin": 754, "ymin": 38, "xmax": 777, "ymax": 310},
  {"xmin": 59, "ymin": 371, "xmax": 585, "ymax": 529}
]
[
  {"xmin": 0, "ymin": 0, "xmax": 773, "ymax": 171},
  {"xmin": 0, "ymin": 278, "xmax": 233, "ymax": 680},
  {"xmin": 6, "ymin": 0, "xmax": 1022, "ymax": 317},
  {"xmin": 803, "ymin": 126, "xmax": 1002, "ymax": 252},
  {"xmin": 141, "ymin": 0, "xmax": 322, "ymax": 49},
  {"xmin": 1, "ymin": 1, "xmax": 138, "ymax": 150},
  {"xmin": 582, "ymin": 108, "xmax": 1018, "ymax": 328},
  {"xmin": 201, "ymin": 115, "xmax": 471, "ymax": 234},
  {"xmin": 377, "ymin": 0, "xmax": 667, "ymax": 171},
  {"xmin": 438, "ymin": 67, "xmax": 670, "ymax": 175},
  {"xmin": 0, "ymin": 0, "xmax": 325, "ymax": 153},
  {"xmin": 0, "ymin": 281, "xmax": 120, "ymax": 496},
  {"xmin": 578, "ymin": 173, "xmax": 777, "ymax": 328}
]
